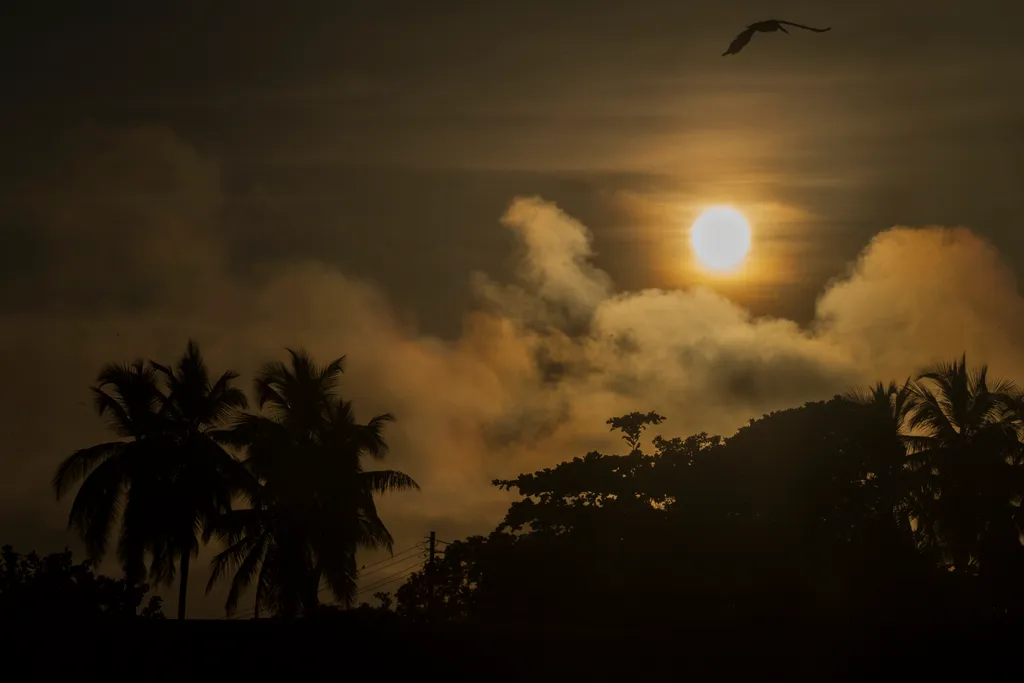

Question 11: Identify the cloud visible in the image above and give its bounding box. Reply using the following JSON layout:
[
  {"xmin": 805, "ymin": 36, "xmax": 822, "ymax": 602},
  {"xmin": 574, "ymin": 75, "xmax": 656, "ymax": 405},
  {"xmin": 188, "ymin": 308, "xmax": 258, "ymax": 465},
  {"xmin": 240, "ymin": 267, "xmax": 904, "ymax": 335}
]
[
  {"xmin": 815, "ymin": 226, "xmax": 1024, "ymax": 379},
  {"xmin": 4, "ymin": 124, "xmax": 1024, "ymax": 614}
]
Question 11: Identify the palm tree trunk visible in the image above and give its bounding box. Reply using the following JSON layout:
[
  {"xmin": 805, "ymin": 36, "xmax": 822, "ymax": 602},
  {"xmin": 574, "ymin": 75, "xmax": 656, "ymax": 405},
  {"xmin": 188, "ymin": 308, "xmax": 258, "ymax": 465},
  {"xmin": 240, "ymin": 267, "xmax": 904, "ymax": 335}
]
[{"xmin": 177, "ymin": 550, "xmax": 190, "ymax": 620}]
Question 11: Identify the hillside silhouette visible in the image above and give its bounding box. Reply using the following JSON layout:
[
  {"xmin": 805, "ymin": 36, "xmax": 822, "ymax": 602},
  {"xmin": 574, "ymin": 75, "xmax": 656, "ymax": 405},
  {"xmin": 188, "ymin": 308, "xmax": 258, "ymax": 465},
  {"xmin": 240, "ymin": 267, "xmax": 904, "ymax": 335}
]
[{"xmin": 5, "ymin": 342, "xmax": 1024, "ymax": 676}]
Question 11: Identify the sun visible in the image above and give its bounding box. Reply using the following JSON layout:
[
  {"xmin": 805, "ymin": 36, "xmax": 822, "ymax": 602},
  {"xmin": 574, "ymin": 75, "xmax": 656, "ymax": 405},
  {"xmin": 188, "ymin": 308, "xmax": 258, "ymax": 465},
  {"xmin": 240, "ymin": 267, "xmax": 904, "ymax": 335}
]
[{"xmin": 689, "ymin": 206, "xmax": 752, "ymax": 273}]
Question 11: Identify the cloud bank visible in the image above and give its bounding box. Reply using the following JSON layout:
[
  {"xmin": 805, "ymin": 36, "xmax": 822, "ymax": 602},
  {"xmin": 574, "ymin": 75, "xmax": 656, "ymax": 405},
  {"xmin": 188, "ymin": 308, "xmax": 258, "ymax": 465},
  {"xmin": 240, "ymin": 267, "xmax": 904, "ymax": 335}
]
[{"xmin": 3, "ymin": 125, "xmax": 1024, "ymax": 614}]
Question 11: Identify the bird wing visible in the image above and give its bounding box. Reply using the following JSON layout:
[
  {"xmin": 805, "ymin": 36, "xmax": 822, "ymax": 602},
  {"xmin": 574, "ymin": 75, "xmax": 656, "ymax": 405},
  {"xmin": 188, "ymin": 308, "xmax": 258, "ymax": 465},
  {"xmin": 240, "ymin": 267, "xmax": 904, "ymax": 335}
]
[
  {"xmin": 722, "ymin": 27, "xmax": 757, "ymax": 55},
  {"xmin": 776, "ymin": 20, "xmax": 831, "ymax": 32}
]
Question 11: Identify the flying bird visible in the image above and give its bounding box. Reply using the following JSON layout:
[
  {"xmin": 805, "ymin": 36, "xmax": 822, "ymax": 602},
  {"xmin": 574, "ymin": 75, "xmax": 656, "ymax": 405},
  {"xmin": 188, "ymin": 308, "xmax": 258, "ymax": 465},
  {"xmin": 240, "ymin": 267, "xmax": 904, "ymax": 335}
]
[{"xmin": 722, "ymin": 20, "xmax": 831, "ymax": 56}]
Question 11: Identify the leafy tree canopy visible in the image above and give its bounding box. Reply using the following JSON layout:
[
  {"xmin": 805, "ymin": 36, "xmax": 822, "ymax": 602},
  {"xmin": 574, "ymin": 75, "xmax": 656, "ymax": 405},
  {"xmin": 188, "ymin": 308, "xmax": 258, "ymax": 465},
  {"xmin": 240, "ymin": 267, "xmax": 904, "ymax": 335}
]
[{"xmin": 0, "ymin": 545, "xmax": 164, "ymax": 620}]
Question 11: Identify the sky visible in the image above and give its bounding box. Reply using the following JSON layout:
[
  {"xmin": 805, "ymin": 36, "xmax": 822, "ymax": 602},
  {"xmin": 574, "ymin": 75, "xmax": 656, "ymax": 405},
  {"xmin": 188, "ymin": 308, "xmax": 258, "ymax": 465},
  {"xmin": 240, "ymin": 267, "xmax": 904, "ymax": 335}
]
[{"xmin": 4, "ymin": 0, "xmax": 1024, "ymax": 616}]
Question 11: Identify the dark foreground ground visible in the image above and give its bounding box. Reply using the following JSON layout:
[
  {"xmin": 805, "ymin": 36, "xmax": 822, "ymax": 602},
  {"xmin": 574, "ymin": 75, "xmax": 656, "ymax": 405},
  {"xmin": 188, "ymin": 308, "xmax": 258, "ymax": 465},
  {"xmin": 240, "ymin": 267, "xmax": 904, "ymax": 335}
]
[{"xmin": 7, "ymin": 614, "xmax": 1022, "ymax": 680}]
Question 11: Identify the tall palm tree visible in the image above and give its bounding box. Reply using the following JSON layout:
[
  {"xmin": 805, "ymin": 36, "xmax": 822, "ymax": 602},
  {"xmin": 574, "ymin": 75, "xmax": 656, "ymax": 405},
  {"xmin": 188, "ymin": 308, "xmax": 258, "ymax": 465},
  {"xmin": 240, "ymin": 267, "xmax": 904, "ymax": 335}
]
[
  {"xmin": 53, "ymin": 360, "xmax": 165, "ymax": 584},
  {"xmin": 843, "ymin": 379, "xmax": 917, "ymax": 545},
  {"xmin": 148, "ymin": 340, "xmax": 249, "ymax": 619},
  {"xmin": 207, "ymin": 349, "xmax": 419, "ymax": 617},
  {"xmin": 53, "ymin": 340, "xmax": 247, "ymax": 619},
  {"xmin": 904, "ymin": 354, "xmax": 1021, "ymax": 576}
]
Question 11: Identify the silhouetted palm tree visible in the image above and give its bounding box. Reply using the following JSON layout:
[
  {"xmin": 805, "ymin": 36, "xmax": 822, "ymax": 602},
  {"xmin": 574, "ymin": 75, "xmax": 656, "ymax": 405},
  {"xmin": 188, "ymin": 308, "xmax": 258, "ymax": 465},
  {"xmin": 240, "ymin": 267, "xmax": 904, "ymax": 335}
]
[
  {"xmin": 904, "ymin": 354, "xmax": 1020, "ymax": 576},
  {"xmin": 147, "ymin": 341, "xmax": 248, "ymax": 619},
  {"xmin": 53, "ymin": 360, "xmax": 163, "ymax": 583},
  {"xmin": 53, "ymin": 341, "xmax": 247, "ymax": 619},
  {"xmin": 207, "ymin": 349, "xmax": 419, "ymax": 617},
  {"xmin": 844, "ymin": 379, "xmax": 917, "ymax": 545}
]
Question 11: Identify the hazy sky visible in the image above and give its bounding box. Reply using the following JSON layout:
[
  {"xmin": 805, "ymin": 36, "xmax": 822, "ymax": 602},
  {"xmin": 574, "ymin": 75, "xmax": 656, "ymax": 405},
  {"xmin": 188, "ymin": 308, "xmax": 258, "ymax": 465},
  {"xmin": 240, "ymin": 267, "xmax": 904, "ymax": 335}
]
[{"xmin": 4, "ymin": 0, "xmax": 1024, "ymax": 615}]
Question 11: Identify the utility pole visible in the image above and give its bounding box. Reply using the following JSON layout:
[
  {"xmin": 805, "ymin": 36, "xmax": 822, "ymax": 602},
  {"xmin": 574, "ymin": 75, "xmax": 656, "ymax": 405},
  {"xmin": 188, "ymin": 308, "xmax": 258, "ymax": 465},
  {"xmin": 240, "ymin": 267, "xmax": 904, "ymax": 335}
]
[{"xmin": 427, "ymin": 531, "xmax": 436, "ymax": 621}]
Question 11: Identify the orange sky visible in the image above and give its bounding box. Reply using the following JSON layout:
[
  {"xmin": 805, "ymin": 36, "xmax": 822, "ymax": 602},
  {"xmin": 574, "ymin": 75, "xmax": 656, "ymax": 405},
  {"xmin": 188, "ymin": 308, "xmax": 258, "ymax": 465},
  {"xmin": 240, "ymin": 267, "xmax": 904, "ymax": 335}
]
[{"xmin": 3, "ymin": 0, "xmax": 1024, "ymax": 616}]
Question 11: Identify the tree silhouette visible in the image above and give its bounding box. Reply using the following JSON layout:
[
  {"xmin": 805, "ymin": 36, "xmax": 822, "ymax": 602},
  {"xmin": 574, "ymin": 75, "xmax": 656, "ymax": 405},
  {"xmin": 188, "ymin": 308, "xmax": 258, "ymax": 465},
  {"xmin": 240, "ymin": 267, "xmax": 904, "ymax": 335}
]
[
  {"xmin": 396, "ymin": 535, "xmax": 491, "ymax": 623},
  {"xmin": 904, "ymin": 356, "xmax": 1013, "ymax": 569},
  {"xmin": 900, "ymin": 355, "xmax": 1024, "ymax": 613},
  {"xmin": 53, "ymin": 359, "xmax": 163, "ymax": 585},
  {"xmin": 398, "ymin": 379, "xmax": 1020, "ymax": 625},
  {"xmin": 147, "ymin": 340, "xmax": 249, "ymax": 619},
  {"xmin": 0, "ymin": 545, "xmax": 164, "ymax": 620},
  {"xmin": 45, "ymin": 346, "xmax": 1024, "ymax": 626},
  {"xmin": 606, "ymin": 411, "xmax": 665, "ymax": 453},
  {"xmin": 53, "ymin": 340, "xmax": 247, "ymax": 619},
  {"xmin": 372, "ymin": 591, "xmax": 393, "ymax": 610},
  {"xmin": 842, "ymin": 380, "xmax": 920, "ymax": 561},
  {"xmin": 206, "ymin": 349, "xmax": 419, "ymax": 617}
]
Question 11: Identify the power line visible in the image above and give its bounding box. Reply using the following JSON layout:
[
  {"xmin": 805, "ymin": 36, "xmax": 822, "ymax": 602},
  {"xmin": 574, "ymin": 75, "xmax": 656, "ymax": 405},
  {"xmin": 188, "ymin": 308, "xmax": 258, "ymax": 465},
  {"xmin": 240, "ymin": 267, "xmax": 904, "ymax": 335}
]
[
  {"xmin": 212, "ymin": 537, "xmax": 440, "ymax": 617},
  {"xmin": 358, "ymin": 543, "xmax": 424, "ymax": 576},
  {"xmin": 311, "ymin": 544, "xmax": 421, "ymax": 596},
  {"xmin": 353, "ymin": 569, "xmax": 419, "ymax": 600},
  {"xmin": 354, "ymin": 558, "xmax": 425, "ymax": 597},
  {"xmin": 314, "ymin": 545, "xmax": 425, "ymax": 596},
  {"xmin": 225, "ymin": 570, "xmax": 422, "ymax": 616},
  {"xmin": 358, "ymin": 558, "xmax": 426, "ymax": 594}
]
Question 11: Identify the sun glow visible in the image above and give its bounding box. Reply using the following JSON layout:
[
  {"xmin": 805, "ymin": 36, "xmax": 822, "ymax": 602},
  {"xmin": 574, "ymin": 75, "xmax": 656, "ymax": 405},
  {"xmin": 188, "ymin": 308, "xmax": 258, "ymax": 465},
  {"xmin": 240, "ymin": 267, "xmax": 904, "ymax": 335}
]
[{"xmin": 689, "ymin": 206, "xmax": 752, "ymax": 273}]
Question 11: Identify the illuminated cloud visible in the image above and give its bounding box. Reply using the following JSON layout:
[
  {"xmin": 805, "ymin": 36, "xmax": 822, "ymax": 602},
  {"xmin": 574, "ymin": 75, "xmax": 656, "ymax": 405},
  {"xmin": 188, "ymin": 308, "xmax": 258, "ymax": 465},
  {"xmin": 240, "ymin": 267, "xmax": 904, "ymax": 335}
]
[{"xmin": 3, "ymin": 125, "xmax": 1024, "ymax": 613}]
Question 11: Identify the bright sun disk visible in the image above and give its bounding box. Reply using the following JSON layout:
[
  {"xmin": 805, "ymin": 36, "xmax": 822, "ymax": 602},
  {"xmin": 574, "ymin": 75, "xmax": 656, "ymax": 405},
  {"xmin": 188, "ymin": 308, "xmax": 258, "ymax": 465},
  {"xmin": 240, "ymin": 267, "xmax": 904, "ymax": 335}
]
[{"xmin": 689, "ymin": 206, "xmax": 752, "ymax": 272}]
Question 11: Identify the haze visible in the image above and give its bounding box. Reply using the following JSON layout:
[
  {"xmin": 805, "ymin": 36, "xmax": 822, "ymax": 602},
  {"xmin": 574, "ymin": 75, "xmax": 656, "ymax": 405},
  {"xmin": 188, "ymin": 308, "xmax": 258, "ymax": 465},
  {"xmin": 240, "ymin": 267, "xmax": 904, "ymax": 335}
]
[{"xmin": 3, "ymin": 0, "xmax": 1024, "ymax": 617}]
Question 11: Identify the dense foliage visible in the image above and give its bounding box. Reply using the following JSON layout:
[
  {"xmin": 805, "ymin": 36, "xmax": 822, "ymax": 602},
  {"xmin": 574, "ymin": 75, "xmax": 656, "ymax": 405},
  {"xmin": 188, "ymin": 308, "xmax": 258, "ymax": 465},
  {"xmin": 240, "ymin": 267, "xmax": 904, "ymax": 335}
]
[
  {"xmin": 0, "ymin": 545, "xmax": 164, "ymax": 619},
  {"xmin": 396, "ymin": 356, "xmax": 1024, "ymax": 625},
  {"xmin": 45, "ymin": 344, "xmax": 1024, "ymax": 625}
]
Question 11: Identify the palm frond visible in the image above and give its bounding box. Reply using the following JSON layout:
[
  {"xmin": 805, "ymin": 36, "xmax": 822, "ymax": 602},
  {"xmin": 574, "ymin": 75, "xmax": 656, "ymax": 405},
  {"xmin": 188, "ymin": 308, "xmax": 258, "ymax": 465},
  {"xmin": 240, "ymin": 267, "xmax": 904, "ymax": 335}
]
[
  {"xmin": 210, "ymin": 376, "xmax": 248, "ymax": 421},
  {"xmin": 360, "ymin": 413, "xmax": 395, "ymax": 459},
  {"xmin": 53, "ymin": 441, "xmax": 125, "ymax": 499},
  {"xmin": 116, "ymin": 492, "xmax": 152, "ymax": 583},
  {"xmin": 65, "ymin": 449, "xmax": 132, "ymax": 560},
  {"xmin": 316, "ymin": 354, "xmax": 346, "ymax": 395},
  {"xmin": 318, "ymin": 552, "xmax": 358, "ymax": 608},
  {"xmin": 903, "ymin": 435, "xmax": 937, "ymax": 458},
  {"xmin": 223, "ymin": 536, "xmax": 270, "ymax": 615},
  {"xmin": 363, "ymin": 469, "xmax": 420, "ymax": 494},
  {"xmin": 92, "ymin": 361, "xmax": 164, "ymax": 435},
  {"xmin": 254, "ymin": 360, "xmax": 292, "ymax": 411},
  {"xmin": 255, "ymin": 546, "xmax": 281, "ymax": 616},
  {"xmin": 148, "ymin": 360, "xmax": 175, "ymax": 384},
  {"xmin": 206, "ymin": 507, "xmax": 267, "ymax": 545},
  {"xmin": 356, "ymin": 505, "xmax": 395, "ymax": 552},
  {"xmin": 207, "ymin": 534, "xmax": 262, "ymax": 594},
  {"xmin": 907, "ymin": 382, "xmax": 958, "ymax": 441}
]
